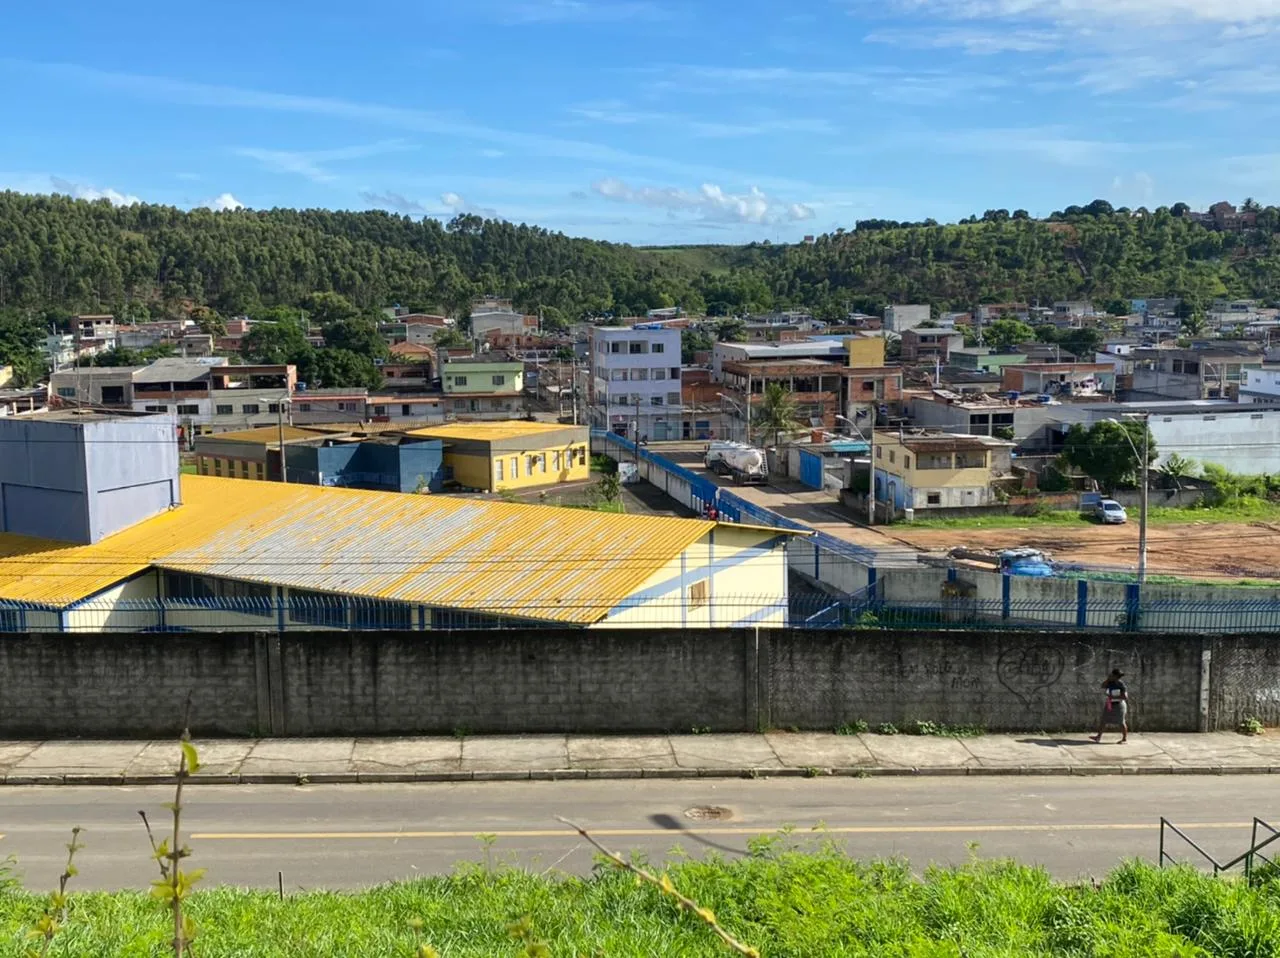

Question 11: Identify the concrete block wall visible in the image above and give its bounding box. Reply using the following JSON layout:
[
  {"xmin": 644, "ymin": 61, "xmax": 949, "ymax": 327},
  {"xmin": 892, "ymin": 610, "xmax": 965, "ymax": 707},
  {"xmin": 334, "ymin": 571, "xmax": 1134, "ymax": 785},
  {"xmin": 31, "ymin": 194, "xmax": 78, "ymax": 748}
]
[{"xmin": 0, "ymin": 628, "xmax": 1271, "ymax": 738}]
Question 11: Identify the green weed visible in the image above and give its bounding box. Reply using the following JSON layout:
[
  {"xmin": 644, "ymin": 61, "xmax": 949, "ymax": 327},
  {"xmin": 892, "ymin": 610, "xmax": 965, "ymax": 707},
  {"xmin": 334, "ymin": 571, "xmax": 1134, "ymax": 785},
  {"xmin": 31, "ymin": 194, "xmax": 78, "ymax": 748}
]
[{"xmin": 836, "ymin": 720, "xmax": 870, "ymax": 736}]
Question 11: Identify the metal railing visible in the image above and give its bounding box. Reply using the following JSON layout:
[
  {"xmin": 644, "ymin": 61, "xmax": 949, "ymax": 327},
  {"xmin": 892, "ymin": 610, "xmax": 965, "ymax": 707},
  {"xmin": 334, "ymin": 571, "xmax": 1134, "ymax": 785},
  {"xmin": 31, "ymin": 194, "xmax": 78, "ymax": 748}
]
[{"xmin": 1159, "ymin": 818, "xmax": 1279, "ymax": 880}]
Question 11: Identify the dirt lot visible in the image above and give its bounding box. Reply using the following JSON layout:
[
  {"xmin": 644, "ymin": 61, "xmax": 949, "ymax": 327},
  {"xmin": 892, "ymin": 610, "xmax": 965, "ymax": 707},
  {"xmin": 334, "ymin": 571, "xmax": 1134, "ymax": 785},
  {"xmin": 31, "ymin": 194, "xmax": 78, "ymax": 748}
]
[{"xmin": 881, "ymin": 520, "xmax": 1280, "ymax": 582}]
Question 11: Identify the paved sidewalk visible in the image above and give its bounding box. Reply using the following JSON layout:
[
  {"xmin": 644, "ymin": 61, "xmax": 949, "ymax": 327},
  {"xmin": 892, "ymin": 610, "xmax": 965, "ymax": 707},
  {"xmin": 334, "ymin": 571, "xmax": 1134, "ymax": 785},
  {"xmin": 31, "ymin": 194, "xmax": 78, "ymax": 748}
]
[{"xmin": 1, "ymin": 731, "xmax": 1277, "ymax": 785}]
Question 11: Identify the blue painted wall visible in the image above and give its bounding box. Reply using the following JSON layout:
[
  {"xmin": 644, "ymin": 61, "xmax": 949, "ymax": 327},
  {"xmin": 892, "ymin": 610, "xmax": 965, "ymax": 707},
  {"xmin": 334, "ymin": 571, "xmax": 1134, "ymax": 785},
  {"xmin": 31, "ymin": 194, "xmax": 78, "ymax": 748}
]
[{"xmin": 285, "ymin": 440, "xmax": 444, "ymax": 493}]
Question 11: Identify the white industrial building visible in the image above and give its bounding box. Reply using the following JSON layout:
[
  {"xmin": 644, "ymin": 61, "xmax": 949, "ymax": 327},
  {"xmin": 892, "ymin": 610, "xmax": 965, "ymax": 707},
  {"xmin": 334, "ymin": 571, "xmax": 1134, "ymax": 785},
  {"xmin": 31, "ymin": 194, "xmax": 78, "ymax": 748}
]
[
  {"xmin": 883, "ymin": 305, "xmax": 932, "ymax": 333},
  {"xmin": 589, "ymin": 324, "xmax": 684, "ymax": 440}
]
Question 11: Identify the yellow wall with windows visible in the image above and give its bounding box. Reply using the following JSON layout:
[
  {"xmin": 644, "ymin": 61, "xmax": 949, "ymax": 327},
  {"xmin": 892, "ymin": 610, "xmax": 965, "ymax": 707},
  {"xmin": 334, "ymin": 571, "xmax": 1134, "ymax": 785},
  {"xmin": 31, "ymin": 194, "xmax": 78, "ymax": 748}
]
[
  {"xmin": 598, "ymin": 526, "xmax": 790, "ymax": 629},
  {"xmin": 876, "ymin": 434, "xmax": 990, "ymax": 490},
  {"xmin": 197, "ymin": 456, "xmax": 264, "ymax": 481},
  {"xmin": 446, "ymin": 453, "xmax": 495, "ymax": 491},
  {"xmin": 487, "ymin": 442, "xmax": 590, "ymax": 492}
]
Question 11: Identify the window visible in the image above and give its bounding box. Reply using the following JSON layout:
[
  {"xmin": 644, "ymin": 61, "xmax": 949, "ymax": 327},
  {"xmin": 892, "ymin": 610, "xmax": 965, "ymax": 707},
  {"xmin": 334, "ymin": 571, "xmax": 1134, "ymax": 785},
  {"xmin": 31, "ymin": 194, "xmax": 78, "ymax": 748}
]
[
  {"xmin": 495, "ymin": 459, "xmax": 504, "ymax": 482},
  {"xmin": 630, "ymin": 369, "xmax": 648, "ymax": 381},
  {"xmin": 610, "ymin": 369, "xmax": 627, "ymax": 381},
  {"xmin": 454, "ymin": 375, "xmax": 468, "ymax": 386},
  {"xmin": 337, "ymin": 402, "xmax": 350, "ymax": 412},
  {"xmin": 653, "ymin": 368, "xmax": 667, "ymax": 380},
  {"xmin": 56, "ymin": 387, "xmax": 76, "ymax": 398},
  {"xmin": 526, "ymin": 455, "xmax": 536, "ymax": 474},
  {"xmin": 269, "ymin": 403, "xmax": 281, "ymax": 414},
  {"xmin": 992, "ymin": 413, "xmax": 1014, "ymax": 427},
  {"xmin": 538, "ymin": 453, "xmax": 546, "ymax": 472},
  {"xmin": 492, "ymin": 375, "xmax": 506, "ymax": 386},
  {"xmin": 876, "ymin": 447, "xmax": 882, "ymax": 459},
  {"xmin": 670, "ymin": 368, "xmax": 680, "ymax": 379},
  {"xmin": 144, "ymin": 405, "xmax": 168, "ymax": 413},
  {"xmin": 402, "ymin": 404, "xmax": 412, "ymax": 416},
  {"xmin": 904, "ymin": 455, "xmax": 911, "ymax": 469},
  {"xmin": 165, "ymin": 572, "xmax": 271, "ymax": 605},
  {"xmin": 688, "ymin": 579, "xmax": 708, "ymax": 611},
  {"xmin": 629, "ymin": 341, "xmax": 646, "ymax": 354},
  {"xmin": 1252, "ymin": 413, "xmax": 1265, "ymax": 420},
  {"xmin": 955, "ymin": 451, "xmax": 987, "ymax": 469},
  {"xmin": 298, "ymin": 403, "xmax": 311, "ymax": 412},
  {"xmin": 610, "ymin": 341, "xmax": 622, "ymax": 353},
  {"xmin": 577, "ymin": 446, "xmax": 587, "ymax": 466},
  {"xmin": 652, "ymin": 342, "xmax": 665, "ymax": 353},
  {"xmin": 213, "ymin": 459, "xmax": 222, "ymax": 476},
  {"xmin": 552, "ymin": 450, "xmax": 561, "ymax": 470},
  {"xmin": 651, "ymin": 396, "xmax": 664, "ymax": 406},
  {"xmin": 888, "ymin": 450, "xmax": 895, "ymax": 463},
  {"xmin": 253, "ymin": 463, "xmax": 262, "ymax": 480},
  {"xmin": 177, "ymin": 404, "xmax": 199, "ymax": 415},
  {"xmin": 289, "ymin": 588, "xmax": 348, "ymax": 628},
  {"xmin": 511, "ymin": 456, "xmax": 519, "ymax": 478},
  {"xmin": 862, "ymin": 380, "xmax": 875, "ymax": 392},
  {"xmin": 927, "ymin": 493, "xmax": 942, "ymax": 506},
  {"xmin": 917, "ymin": 453, "xmax": 953, "ymax": 470},
  {"xmin": 667, "ymin": 392, "xmax": 680, "ymax": 405},
  {"xmin": 1203, "ymin": 415, "xmax": 1217, "ymax": 421},
  {"xmin": 453, "ymin": 399, "xmax": 467, "ymax": 411},
  {"xmin": 198, "ymin": 457, "xmax": 209, "ymax": 475},
  {"xmin": 242, "ymin": 403, "xmax": 260, "ymax": 415}
]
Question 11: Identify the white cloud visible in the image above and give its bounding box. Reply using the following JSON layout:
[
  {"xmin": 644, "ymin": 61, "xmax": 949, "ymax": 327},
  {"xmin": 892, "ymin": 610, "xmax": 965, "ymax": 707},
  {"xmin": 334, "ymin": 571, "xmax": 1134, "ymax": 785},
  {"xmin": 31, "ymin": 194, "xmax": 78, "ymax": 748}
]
[
  {"xmin": 441, "ymin": 191, "xmax": 501, "ymax": 219},
  {"xmin": 49, "ymin": 176, "xmax": 140, "ymax": 205},
  {"xmin": 592, "ymin": 178, "xmax": 815, "ymax": 224},
  {"xmin": 569, "ymin": 99, "xmax": 838, "ymax": 137},
  {"xmin": 879, "ymin": 0, "xmax": 1280, "ymax": 25},
  {"xmin": 864, "ymin": 26, "xmax": 1063, "ymax": 53},
  {"xmin": 233, "ymin": 140, "xmax": 416, "ymax": 183},
  {"xmin": 930, "ymin": 127, "xmax": 1133, "ymax": 166},
  {"xmin": 360, "ymin": 190, "xmax": 429, "ymax": 214},
  {"xmin": 203, "ymin": 192, "xmax": 244, "ymax": 211}
]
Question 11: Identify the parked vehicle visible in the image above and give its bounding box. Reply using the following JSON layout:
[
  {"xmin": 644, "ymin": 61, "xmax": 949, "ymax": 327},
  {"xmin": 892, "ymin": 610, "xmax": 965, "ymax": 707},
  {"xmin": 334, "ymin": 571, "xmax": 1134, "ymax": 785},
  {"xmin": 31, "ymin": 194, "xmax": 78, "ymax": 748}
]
[
  {"xmin": 723, "ymin": 446, "xmax": 768, "ymax": 484},
  {"xmin": 1094, "ymin": 499, "xmax": 1128, "ymax": 524}
]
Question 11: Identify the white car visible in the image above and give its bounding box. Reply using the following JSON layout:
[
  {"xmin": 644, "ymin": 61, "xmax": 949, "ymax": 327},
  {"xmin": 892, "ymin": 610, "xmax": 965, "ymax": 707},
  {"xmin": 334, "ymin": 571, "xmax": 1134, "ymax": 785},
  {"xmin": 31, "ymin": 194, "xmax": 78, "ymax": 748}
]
[{"xmin": 1095, "ymin": 499, "xmax": 1128, "ymax": 524}]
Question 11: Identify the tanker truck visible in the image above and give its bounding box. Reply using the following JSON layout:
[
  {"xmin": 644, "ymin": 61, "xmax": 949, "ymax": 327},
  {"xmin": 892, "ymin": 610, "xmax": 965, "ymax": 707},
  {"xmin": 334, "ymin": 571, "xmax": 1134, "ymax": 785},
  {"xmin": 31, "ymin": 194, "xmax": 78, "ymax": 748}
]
[{"xmin": 721, "ymin": 445, "xmax": 768, "ymax": 485}]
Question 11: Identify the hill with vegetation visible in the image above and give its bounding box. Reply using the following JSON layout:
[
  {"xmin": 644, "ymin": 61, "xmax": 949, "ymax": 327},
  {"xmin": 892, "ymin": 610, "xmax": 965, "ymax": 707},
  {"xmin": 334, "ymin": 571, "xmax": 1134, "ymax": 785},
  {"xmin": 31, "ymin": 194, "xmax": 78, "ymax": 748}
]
[{"xmin": 2, "ymin": 191, "xmax": 1279, "ymax": 384}]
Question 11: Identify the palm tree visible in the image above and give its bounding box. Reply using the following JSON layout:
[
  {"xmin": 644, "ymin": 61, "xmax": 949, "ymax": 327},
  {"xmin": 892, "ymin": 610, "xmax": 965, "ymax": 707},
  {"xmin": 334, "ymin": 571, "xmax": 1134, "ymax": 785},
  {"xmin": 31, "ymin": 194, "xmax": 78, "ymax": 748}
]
[{"xmin": 754, "ymin": 383, "xmax": 803, "ymax": 447}]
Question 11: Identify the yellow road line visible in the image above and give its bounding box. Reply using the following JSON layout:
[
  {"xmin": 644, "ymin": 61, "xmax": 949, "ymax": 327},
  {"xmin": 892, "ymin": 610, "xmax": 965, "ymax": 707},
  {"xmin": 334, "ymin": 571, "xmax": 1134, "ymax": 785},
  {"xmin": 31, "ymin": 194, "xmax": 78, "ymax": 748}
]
[{"xmin": 192, "ymin": 822, "xmax": 1254, "ymax": 841}]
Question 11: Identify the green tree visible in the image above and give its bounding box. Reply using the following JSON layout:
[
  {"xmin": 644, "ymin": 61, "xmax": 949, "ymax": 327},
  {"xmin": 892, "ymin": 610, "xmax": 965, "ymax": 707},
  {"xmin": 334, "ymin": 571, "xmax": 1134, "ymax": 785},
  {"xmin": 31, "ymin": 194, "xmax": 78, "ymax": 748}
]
[
  {"xmin": 681, "ymin": 327, "xmax": 714, "ymax": 363},
  {"xmin": 1059, "ymin": 327, "xmax": 1102, "ymax": 357},
  {"xmin": 434, "ymin": 328, "xmax": 469, "ymax": 349},
  {"xmin": 713, "ymin": 318, "xmax": 748, "ymax": 343},
  {"xmin": 754, "ymin": 382, "xmax": 802, "ymax": 446},
  {"xmin": 190, "ymin": 305, "xmax": 227, "ymax": 338},
  {"xmin": 983, "ymin": 318, "xmax": 1035, "ymax": 351},
  {"xmin": 301, "ymin": 291, "xmax": 359, "ymax": 327},
  {"xmin": 321, "ymin": 316, "xmax": 388, "ymax": 360},
  {"xmin": 79, "ymin": 346, "xmax": 144, "ymax": 367},
  {"xmin": 302, "ymin": 348, "xmax": 382, "ymax": 390},
  {"xmin": 0, "ymin": 312, "xmax": 47, "ymax": 384},
  {"xmin": 242, "ymin": 318, "xmax": 311, "ymax": 366},
  {"xmin": 1061, "ymin": 420, "xmax": 1157, "ymax": 492}
]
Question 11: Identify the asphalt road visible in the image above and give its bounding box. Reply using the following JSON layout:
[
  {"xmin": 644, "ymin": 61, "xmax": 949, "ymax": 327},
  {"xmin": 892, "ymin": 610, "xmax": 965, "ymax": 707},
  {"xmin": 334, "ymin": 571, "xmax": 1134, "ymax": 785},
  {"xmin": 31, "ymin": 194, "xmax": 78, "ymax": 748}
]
[{"xmin": 1, "ymin": 777, "xmax": 1275, "ymax": 891}]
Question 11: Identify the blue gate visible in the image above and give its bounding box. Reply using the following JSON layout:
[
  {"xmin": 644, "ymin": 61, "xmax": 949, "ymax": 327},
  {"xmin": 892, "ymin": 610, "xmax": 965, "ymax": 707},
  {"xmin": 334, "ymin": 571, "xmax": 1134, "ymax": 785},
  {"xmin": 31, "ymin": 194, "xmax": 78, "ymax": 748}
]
[{"xmin": 799, "ymin": 449, "xmax": 824, "ymax": 489}]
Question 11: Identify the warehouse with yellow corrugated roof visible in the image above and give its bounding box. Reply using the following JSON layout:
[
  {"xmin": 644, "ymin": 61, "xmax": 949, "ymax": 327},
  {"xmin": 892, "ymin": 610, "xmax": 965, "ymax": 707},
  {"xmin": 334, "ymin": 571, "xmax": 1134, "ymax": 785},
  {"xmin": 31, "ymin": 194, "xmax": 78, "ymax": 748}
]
[{"xmin": 0, "ymin": 412, "xmax": 796, "ymax": 632}]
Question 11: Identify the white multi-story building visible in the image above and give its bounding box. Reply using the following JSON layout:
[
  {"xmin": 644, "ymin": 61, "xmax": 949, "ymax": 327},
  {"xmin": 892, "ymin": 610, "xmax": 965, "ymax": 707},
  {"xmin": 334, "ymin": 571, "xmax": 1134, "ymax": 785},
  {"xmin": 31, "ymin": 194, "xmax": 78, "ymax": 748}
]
[
  {"xmin": 589, "ymin": 324, "xmax": 683, "ymax": 440},
  {"xmin": 883, "ymin": 304, "xmax": 931, "ymax": 333},
  {"xmin": 42, "ymin": 334, "xmax": 77, "ymax": 370}
]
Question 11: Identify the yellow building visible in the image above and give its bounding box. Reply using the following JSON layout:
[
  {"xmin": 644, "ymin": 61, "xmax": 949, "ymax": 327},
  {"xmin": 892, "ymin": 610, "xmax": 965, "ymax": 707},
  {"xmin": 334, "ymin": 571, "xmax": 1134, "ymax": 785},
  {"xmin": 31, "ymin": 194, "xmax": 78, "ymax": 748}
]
[
  {"xmin": 407, "ymin": 421, "xmax": 590, "ymax": 492},
  {"xmin": 0, "ymin": 474, "xmax": 798, "ymax": 631},
  {"xmin": 873, "ymin": 429, "xmax": 1015, "ymax": 513},
  {"xmin": 843, "ymin": 336, "xmax": 886, "ymax": 367}
]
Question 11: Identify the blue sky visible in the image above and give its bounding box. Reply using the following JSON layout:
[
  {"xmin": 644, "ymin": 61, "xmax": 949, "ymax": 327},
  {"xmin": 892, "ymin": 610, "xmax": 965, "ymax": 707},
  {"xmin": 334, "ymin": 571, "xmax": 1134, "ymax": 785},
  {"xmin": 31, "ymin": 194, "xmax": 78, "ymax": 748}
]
[{"xmin": 3, "ymin": 0, "xmax": 1279, "ymax": 245}]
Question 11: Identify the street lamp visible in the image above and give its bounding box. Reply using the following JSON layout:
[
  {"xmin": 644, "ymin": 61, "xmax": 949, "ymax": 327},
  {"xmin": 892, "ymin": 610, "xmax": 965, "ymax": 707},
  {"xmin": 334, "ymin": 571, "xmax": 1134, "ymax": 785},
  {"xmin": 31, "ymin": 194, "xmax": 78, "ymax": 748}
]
[
  {"xmin": 717, "ymin": 392, "xmax": 746, "ymax": 443},
  {"xmin": 834, "ymin": 413, "xmax": 865, "ymax": 440},
  {"xmin": 1105, "ymin": 415, "xmax": 1150, "ymax": 582},
  {"xmin": 260, "ymin": 396, "xmax": 292, "ymax": 484}
]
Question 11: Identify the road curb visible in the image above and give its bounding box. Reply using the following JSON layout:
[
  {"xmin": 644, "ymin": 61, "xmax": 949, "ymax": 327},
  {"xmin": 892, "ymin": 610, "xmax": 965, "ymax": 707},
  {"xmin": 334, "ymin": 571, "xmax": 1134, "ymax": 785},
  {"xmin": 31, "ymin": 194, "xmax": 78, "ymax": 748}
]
[{"xmin": 1, "ymin": 764, "xmax": 1275, "ymax": 786}]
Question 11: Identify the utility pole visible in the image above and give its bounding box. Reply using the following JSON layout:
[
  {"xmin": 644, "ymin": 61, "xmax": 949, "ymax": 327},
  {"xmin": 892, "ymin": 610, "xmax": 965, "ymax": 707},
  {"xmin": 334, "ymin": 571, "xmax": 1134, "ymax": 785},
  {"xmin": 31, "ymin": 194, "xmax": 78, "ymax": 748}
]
[
  {"xmin": 745, "ymin": 371, "xmax": 752, "ymax": 446},
  {"xmin": 1138, "ymin": 414, "xmax": 1149, "ymax": 583},
  {"xmin": 277, "ymin": 400, "xmax": 288, "ymax": 484},
  {"xmin": 867, "ymin": 400, "xmax": 876, "ymax": 526},
  {"xmin": 634, "ymin": 395, "xmax": 641, "ymax": 474}
]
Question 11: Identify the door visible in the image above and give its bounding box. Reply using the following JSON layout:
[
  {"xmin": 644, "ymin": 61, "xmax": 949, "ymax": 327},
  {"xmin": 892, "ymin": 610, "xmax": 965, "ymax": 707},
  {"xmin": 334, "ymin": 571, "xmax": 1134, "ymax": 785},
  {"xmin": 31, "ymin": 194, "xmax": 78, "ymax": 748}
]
[{"xmin": 799, "ymin": 449, "xmax": 824, "ymax": 489}]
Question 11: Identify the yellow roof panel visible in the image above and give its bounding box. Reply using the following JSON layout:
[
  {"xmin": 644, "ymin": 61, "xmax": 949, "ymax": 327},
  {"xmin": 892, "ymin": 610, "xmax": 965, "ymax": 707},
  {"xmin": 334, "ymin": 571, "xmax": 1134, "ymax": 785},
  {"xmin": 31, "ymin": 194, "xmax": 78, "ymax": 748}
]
[
  {"xmin": 407, "ymin": 421, "xmax": 588, "ymax": 443},
  {"xmin": 0, "ymin": 476, "xmax": 746, "ymax": 623}
]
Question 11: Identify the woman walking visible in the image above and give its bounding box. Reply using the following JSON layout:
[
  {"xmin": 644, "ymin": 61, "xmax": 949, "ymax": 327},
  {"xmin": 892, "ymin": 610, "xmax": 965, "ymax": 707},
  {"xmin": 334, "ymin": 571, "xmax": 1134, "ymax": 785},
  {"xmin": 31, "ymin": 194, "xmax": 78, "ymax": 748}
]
[{"xmin": 1090, "ymin": 669, "xmax": 1128, "ymax": 744}]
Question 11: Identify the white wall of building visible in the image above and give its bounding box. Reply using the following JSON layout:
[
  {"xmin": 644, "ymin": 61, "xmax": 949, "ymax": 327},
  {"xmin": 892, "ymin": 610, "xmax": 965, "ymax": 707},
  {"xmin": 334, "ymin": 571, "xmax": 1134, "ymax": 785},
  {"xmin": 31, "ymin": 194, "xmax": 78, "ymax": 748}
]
[{"xmin": 590, "ymin": 326, "xmax": 683, "ymax": 439}]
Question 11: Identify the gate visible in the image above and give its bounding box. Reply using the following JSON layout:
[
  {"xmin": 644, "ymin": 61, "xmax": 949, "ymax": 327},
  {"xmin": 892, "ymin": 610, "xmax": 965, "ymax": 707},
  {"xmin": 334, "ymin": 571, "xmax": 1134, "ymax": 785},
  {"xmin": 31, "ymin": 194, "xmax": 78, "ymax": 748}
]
[{"xmin": 799, "ymin": 449, "xmax": 824, "ymax": 489}]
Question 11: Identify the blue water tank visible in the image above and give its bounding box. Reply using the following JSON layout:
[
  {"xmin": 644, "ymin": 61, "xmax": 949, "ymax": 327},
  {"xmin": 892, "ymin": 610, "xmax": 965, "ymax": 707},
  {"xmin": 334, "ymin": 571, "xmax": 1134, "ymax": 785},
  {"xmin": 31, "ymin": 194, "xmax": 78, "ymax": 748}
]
[{"xmin": 1007, "ymin": 390, "xmax": 1020, "ymax": 402}]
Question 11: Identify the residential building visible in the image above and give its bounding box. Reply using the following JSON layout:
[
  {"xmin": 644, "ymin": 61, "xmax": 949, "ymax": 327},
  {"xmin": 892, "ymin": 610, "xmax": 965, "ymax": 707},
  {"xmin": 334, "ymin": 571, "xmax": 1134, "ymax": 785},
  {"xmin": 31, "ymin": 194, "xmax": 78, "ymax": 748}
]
[
  {"xmin": 1132, "ymin": 297, "xmax": 1182, "ymax": 319},
  {"xmin": 74, "ymin": 314, "xmax": 117, "ymax": 344},
  {"xmin": 910, "ymin": 391, "xmax": 1065, "ymax": 445},
  {"xmin": 883, "ymin": 304, "xmax": 931, "ymax": 333},
  {"xmin": 872, "ymin": 429, "xmax": 1015, "ymax": 513},
  {"xmin": 719, "ymin": 356, "xmax": 903, "ymax": 435},
  {"xmin": 1053, "ymin": 301, "xmax": 1097, "ymax": 318},
  {"xmin": 975, "ymin": 304, "xmax": 1030, "ymax": 323},
  {"xmin": 42, "ymin": 334, "xmax": 77, "ymax": 370},
  {"xmin": 901, "ymin": 328, "xmax": 964, "ymax": 364},
  {"xmin": 122, "ymin": 358, "xmax": 297, "ymax": 433},
  {"xmin": 469, "ymin": 299, "xmax": 538, "ymax": 339},
  {"xmin": 1187, "ymin": 202, "xmax": 1258, "ymax": 231},
  {"xmin": 712, "ymin": 338, "xmax": 848, "ymax": 380},
  {"xmin": 365, "ymin": 395, "xmax": 444, "ymax": 424},
  {"xmin": 378, "ymin": 362, "xmax": 433, "ymax": 390},
  {"xmin": 49, "ymin": 366, "xmax": 138, "ymax": 407},
  {"xmin": 290, "ymin": 389, "xmax": 370, "ymax": 425},
  {"xmin": 439, "ymin": 356, "xmax": 526, "ymax": 420},
  {"xmin": 1238, "ymin": 368, "xmax": 1280, "ymax": 404},
  {"xmin": 0, "ymin": 414, "xmax": 793, "ymax": 631},
  {"xmin": 194, "ymin": 425, "xmax": 446, "ymax": 493},
  {"xmin": 589, "ymin": 324, "xmax": 684, "ymax": 439},
  {"xmin": 948, "ymin": 348, "xmax": 1029, "ymax": 373},
  {"xmin": 389, "ymin": 342, "xmax": 437, "ymax": 363},
  {"xmin": 1001, "ymin": 363, "xmax": 1117, "ymax": 398},
  {"xmin": 0, "ymin": 386, "xmax": 46, "ymax": 417},
  {"xmin": 406, "ymin": 421, "xmax": 590, "ymax": 492},
  {"xmin": 1130, "ymin": 346, "xmax": 1264, "ymax": 400}
]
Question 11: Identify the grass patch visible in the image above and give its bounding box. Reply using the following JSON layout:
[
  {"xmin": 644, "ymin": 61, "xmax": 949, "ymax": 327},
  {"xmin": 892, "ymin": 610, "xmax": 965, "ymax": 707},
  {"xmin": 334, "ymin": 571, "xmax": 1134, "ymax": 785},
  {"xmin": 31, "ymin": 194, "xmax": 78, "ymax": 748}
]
[
  {"xmin": 902, "ymin": 498, "xmax": 1280, "ymax": 531},
  {"xmin": 179, "ymin": 463, "xmax": 198, "ymax": 475},
  {"xmin": 2, "ymin": 856, "xmax": 1279, "ymax": 956}
]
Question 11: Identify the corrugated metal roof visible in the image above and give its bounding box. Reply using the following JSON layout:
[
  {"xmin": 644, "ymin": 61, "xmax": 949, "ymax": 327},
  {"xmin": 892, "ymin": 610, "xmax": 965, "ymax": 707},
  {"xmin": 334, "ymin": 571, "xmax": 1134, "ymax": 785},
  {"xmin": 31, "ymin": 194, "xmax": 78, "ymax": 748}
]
[
  {"xmin": 0, "ymin": 476, "xmax": 732, "ymax": 623},
  {"xmin": 201, "ymin": 425, "xmax": 331, "ymax": 445},
  {"xmin": 132, "ymin": 362, "xmax": 216, "ymax": 383},
  {"xmin": 408, "ymin": 421, "xmax": 587, "ymax": 443}
]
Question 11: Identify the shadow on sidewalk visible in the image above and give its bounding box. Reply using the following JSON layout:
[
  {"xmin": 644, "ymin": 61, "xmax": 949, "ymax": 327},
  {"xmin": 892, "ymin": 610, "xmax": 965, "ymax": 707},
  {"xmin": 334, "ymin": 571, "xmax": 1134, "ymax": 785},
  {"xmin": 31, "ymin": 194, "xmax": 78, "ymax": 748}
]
[{"xmin": 1015, "ymin": 737, "xmax": 1098, "ymax": 748}]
